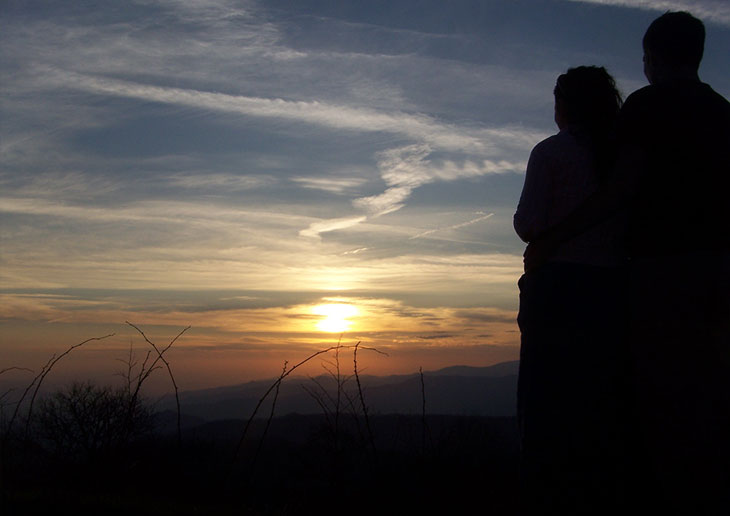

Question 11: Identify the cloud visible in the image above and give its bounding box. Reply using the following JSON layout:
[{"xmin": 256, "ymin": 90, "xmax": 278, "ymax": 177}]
[
  {"xmin": 342, "ymin": 247, "xmax": 370, "ymax": 255},
  {"xmin": 453, "ymin": 308, "xmax": 518, "ymax": 324},
  {"xmin": 299, "ymin": 216, "xmax": 368, "ymax": 238},
  {"xmin": 352, "ymin": 144, "xmax": 432, "ymax": 216},
  {"xmin": 169, "ymin": 173, "xmax": 275, "ymax": 190},
  {"xmin": 353, "ymin": 145, "xmax": 524, "ymax": 217},
  {"xmin": 565, "ymin": 0, "xmax": 730, "ymax": 26},
  {"xmin": 0, "ymin": 171, "xmax": 121, "ymax": 199},
  {"xmin": 417, "ymin": 334, "xmax": 458, "ymax": 340},
  {"xmin": 41, "ymin": 68, "xmax": 539, "ymax": 154},
  {"xmin": 291, "ymin": 176, "xmax": 367, "ymax": 194},
  {"xmin": 353, "ymin": 186, "xmax": 414, "ymax": 217},
  {"xmin": 307, "ymin": 144, "xmax": 521, "ymax": 241},
  {"xmin": 0, "ymin": 196, "xmax": 305, "ymax": 226}
]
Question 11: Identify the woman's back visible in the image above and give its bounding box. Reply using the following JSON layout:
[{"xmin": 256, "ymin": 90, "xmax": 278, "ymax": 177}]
[{"xmin": 515, "ymin": 127, "xmax": 624, "ymax": 267}]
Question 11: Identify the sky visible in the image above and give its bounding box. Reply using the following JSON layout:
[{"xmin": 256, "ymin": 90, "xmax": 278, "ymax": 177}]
[{"xmin": 1, "ymin": 0, "xmax": 729, "ymax": 394}]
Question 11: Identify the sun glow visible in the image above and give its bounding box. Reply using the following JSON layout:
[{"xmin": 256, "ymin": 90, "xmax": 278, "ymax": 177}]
[{"xmin": 313, "ymin": 303, "xmax": 358, "ymax": 333}]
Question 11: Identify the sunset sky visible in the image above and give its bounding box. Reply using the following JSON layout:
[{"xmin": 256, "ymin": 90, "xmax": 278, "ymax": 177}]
[{"xmin": 2, "ymin": 0, "xmax": 728, "ymax": 393}]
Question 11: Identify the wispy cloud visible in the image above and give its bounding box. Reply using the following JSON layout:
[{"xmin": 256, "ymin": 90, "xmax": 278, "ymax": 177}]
[
  {"xmin": 0, "ymin": 197, "xmax": 314, "ymax": 234},
  {"xmin": 29, "ymin": 66, "xmax": 529, "ymax": 240},
  {"xmin": 41, "ymin": 68, "xmax": 539, "ymax": 154},
  {"xmin": 299, "ymin": 216, "xmax": 368, "ymax": 238},
  {"xmin": 302, "ymin": 143, "xmax": 522, "ymax": 242},
  {"xmin": 353, "ymin": 145, "xmax": 524, "ymax": 217},
  {"xmin": 565, "ymin": 0, "xmax": 730, "ymax": 26},
  {"xmin": 292, "ymin": 176, "xmax": 367, "ymax": 194},
  {"xmin": 342, "ymin": 247, "xmax": 370, "ymax": 255},
  {"xmin": 169, "ymin": 173, "xmax": 275, "ymax": 190}
]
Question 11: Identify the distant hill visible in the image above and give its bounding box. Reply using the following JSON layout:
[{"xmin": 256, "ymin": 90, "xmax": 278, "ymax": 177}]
[{"xmin": 159, "ymin": 360, "xmax": 519, "ymax": 422}]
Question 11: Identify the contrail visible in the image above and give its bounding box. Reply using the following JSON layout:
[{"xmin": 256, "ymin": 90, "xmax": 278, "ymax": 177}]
[{"xmin": 410, "ymin": 212, "xmax": 494, "ymax": 240}]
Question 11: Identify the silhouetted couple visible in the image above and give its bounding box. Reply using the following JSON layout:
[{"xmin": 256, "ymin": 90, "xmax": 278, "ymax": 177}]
[{"xmin": 515, "ymin": 11, "xmax": 730, "ymax": 516}]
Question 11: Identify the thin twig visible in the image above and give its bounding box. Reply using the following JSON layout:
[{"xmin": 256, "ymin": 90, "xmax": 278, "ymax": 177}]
[
  {"xmin": 334, "ymin": 337, "xmax": 342, "ymax": 454},
  {"xmin": 354, "ymin": 341, "xmax": 377, "ymax": 459},
  {"xmin": 356, "ymin": 345, "xmax": 389, "ymax": 356},
  {"xmin": 113, "ymin": 339, "xmax": 137, "ymax": 397},
  {"xmin": 0, "ymin": 367, "xmax": 34, "ymax": 376},
  {"xmin": 0, "ymin": 388, "xmax": 17, "ymax": 405},
  {"xmin": 229, "ymin": 342, "xmax": 388, "ymax": 476},
  {"xmin": 302, "ymin": 376, "xmax": 335, "ymax": 424},
  {"xmin": 230, "ymin": 345, "xmax": 340, "ymax": 471},
  {"xmin": 4, "ymin": 356, "xmax": 52, "ymax": 447},
  {"xmin": 125, "ymin": 322, "xmax": 189, "ymax": 447},
  {"xmin": 420, "ymin": 366, "xmax": 427, "ymax": 454},
  {"xmin": 0, "ymin": 368, "xmax": 34, "ymax": 423},
  {"xmin": 22, "ymin": 334, "xmax": 115, "ymax": 441},
  {"xmin": 251, "ymin": 361, "xmax": 287, "ymax": 469}
]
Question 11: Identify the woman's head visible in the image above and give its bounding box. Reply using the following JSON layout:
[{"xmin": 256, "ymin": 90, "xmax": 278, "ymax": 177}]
[{"xmin": 553, "ymin": 66, "xmax": 622, "ymax": 134}]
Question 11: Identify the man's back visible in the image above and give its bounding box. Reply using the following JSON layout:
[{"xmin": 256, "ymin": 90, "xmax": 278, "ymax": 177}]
[
  {"xmin": 618, "ymin": 80, "xmax": 730, "ymax": 257},
  {"xmin": 619, "ymin": 78, "xmax": 730, "ymax": 515}
]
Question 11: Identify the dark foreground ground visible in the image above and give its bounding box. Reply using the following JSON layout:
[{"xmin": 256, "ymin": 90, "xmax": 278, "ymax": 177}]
[{"xmin": 2, "ymin": 413, "xmax": 519, "ymax": 515}]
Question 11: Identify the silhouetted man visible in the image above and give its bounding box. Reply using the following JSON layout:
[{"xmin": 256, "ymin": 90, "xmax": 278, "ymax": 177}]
[
  {"xmin": 619, "ymin": 12, "xmax": 730, "ymax": 515},
  {"xmin": 524, "ymin": 11, "xmax": 729, "ymax": 514}
]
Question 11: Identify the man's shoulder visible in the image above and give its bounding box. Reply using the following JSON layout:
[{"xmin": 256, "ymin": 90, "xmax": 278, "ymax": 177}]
[
  {"xmin": 698, "ymin": 83, "xmax": 730, "ymax": 116},
  {"xmin": 624, "ymin": 84, "xmax": 654, "ymax": 102},
  {"xmin": 623, "ymin": 81, "xmax": 730, "ymax": 109},
  {"xmin": 619, "ymin": 86, "xmax": 655, "ymax": 125},
  {"xmin": 621, "ymin": 81, "xmax": 730, "ymax": 130},
  {"xmin": 623, "ymin": 85, "xmax": 655, "ymax": 106},
  {"xmin": 621, "ymin": 84, "xmax": 670, "ymax": 117}
]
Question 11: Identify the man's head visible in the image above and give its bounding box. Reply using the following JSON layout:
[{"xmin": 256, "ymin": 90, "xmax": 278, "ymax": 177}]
[{"xmin": 642, "ymin": 11, "xmax": 705, "ymax": 83}]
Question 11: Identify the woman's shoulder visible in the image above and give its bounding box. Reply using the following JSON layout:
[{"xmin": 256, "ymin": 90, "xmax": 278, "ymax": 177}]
[{"xmin": 530, "ymin": 129, "xmax": 588, "ymax": 160}]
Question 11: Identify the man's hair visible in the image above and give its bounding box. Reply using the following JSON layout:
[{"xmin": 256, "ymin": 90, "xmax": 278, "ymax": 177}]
[{"xmin": 643, "ymin": 11, "xmax": 705, "ymax": 69}]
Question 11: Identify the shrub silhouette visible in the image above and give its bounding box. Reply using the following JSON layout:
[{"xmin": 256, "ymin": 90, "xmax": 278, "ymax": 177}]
[{"xmin": 36, "ymin": 381, "xmax": 154, "ymax": 463}]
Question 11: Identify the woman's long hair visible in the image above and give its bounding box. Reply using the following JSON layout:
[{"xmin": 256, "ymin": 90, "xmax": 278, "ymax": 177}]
[{"xmin": 554, "ymin": 66, "xmax": 622, "ymax": 179}]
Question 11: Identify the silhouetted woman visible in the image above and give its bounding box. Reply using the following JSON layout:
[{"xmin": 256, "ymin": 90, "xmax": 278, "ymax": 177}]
[{"xmin": 514, "ymin": 66, "xmax": 628, "ymax": 515}]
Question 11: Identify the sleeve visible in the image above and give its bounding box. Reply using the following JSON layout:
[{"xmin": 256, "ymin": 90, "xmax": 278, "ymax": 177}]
[{"xmin": 514, "ymin": 143, "xmax": 551, "ymax": 243}]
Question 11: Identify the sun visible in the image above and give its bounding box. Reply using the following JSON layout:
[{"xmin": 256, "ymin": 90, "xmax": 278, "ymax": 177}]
[{"xmin": 313, "ymin": 303, "xmax": 358, "ymax": 333}]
